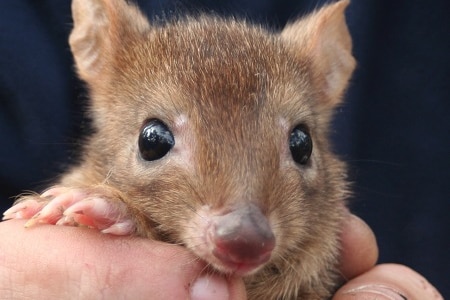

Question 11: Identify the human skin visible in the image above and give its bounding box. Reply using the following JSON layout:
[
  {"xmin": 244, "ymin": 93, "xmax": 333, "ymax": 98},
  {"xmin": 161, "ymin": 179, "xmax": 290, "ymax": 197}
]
[
  {"xmin": 334, "ymin": 214, "xmax": 443, "ymax": 300},
  {"xmin": 0, "ymin": 215, "xmax": 442, "ymax": 299}
]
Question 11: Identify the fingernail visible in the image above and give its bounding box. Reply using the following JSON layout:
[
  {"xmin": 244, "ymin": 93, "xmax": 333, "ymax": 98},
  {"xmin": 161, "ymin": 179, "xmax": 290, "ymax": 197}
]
[
  {"xmin": 343, "ymin": 284, "xmax": 407, "ymax": 300},
  {"xmin": 190, "ymin": 274, "xmax": 230, "ymax": 300}
]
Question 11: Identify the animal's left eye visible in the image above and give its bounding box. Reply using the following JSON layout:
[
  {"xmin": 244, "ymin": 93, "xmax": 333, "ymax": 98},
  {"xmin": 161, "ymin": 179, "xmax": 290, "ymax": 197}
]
[
  {"xmin": 138, "ymin": 119, "xmax": 175, "ymax": 161},
  {"xmin": 289, "ymin": 125, "xmax": 313, "ymax": 165}
]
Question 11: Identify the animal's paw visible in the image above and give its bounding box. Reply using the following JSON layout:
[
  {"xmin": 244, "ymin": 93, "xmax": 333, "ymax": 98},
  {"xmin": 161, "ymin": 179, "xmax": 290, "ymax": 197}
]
[{"xmin": 3, "ymin": 186, "xmax": 136, "ymax": 235}]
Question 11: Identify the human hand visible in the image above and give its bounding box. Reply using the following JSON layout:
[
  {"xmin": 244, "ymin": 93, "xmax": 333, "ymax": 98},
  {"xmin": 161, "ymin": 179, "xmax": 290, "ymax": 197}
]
[
  {"xmin": 0, "ymin": 215, "xmax": 442, "ymax": 299},
  {"xmin": 334, "ymin": 213, "xmax": 443, "ymax": 300},
  {"xmin": 0, "ymin": 219, "xmax": 246, "ymax": 299}
]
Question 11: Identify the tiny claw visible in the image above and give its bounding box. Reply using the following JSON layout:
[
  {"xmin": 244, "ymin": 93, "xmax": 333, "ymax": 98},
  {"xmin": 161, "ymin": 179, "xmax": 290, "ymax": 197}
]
[
  {"xmin": 24, "ymin": 213, "xmax": 42, "ymax": 228},
  {"xmin": 56, "ymin": 214, "xmax": 78, "ymax": 226},
  {"xmin": 41, "ymin": 187, "xmax": 70, "ymax": 199},
  {"xmin": 3, "ymin": 206, "xmax": 17, "ymax": 218},
  {"xmin": 3, "ymin": 199, "xmax": 47, "ymax": 221},
  {"xmin": 101, "ymin": 220, "xmax": 136, "ymax": 235},
  {"xmin": 2, "ymin": 209, "xmax": 18, "ymax": 221},
  {"xmin": 2, "ymin": 213, "xmax": 16, "ymax": 221}
]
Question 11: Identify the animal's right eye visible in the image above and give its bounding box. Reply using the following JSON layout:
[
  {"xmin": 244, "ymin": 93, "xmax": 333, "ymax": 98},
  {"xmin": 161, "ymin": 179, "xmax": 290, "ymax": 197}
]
[{"xmin": 138, "ymin": 119, "xmax": 175, "ymax": 161}]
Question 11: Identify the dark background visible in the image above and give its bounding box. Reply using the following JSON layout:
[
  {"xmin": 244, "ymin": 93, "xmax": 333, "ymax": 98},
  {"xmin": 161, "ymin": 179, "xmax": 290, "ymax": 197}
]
[{"xmin": 1, "ymin": 0, "xmax": 448, "ymax": 297}]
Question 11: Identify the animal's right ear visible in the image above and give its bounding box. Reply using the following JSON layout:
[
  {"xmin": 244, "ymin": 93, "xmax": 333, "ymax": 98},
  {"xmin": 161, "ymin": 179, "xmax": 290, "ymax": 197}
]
[{"xmin": 69, "ymin": 0, "xmax": 150, "ymax": 82}]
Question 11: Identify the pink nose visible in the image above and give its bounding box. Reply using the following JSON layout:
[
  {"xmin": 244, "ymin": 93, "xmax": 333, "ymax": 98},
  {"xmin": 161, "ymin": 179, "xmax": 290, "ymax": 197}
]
[{"xmin": 212, "ymin": 204, "xmax": 275, "ymax": 274}]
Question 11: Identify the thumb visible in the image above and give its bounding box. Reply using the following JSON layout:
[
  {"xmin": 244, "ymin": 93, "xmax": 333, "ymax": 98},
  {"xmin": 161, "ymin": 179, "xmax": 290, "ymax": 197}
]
[
  {"xmin": 333, "ymin": 264, "xmax": 443, "ymax": 300},
  {"xmin": 191, "ymin": 274, "xmax": 247, "ymax": 300}
]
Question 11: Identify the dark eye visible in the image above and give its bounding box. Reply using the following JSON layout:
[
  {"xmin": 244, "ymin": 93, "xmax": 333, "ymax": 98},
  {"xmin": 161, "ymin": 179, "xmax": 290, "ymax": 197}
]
[
  {"xmin": 138, "ymin": 119, "xmax": 175, "ymax": 161},
  {"xmin": 289, "ymin": 125, "xmax": 313, "ymax": 165}
]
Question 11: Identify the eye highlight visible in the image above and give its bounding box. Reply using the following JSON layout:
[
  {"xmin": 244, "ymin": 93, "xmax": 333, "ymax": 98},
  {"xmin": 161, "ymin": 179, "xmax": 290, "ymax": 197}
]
[
  {"xmin": 289, "ymin": 125, "xmax": 313, "ymax": 165},
  {"xmin": 138, "ymin": 119, "xmax": 175, "ymax": 161}
]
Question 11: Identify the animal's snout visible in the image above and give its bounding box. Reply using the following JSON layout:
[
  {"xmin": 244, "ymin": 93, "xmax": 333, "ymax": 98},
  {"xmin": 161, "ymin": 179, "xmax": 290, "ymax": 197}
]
[{"xmin": 211, "ymin": 203, "xmax": 275, "ymax": 274}]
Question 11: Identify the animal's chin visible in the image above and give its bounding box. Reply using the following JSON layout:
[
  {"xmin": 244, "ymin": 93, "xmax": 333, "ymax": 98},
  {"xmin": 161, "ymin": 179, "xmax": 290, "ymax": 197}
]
[
  {"xmin": 209, "ymin": 250, "xmax": 271, "ymax": 276},
  {"xmin": 210, "ymin": 239, "xmax": 273, "ymax": 276}
]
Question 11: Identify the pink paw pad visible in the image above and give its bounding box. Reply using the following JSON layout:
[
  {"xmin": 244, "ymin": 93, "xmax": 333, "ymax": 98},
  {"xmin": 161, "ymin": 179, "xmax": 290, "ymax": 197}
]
[{"xmin": 2, "ymin": 187, "xmax": 136, "ymax": 236}]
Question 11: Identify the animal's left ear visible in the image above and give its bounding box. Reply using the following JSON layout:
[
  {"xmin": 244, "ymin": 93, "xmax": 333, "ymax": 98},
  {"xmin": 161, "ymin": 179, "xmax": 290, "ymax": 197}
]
[{"xmin": 281, "ymin": 0, "xmax": 355, "ymax": 107}]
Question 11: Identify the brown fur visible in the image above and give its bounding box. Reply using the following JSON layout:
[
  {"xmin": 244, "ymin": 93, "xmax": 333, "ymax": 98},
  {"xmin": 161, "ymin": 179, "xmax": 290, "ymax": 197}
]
[{"xmin": 25, "ymin": 0, "xmax": 356, "ymax": 298}]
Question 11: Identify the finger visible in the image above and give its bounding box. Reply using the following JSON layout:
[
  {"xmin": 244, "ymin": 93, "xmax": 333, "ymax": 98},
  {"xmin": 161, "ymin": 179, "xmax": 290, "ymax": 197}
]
[
  {"xmin": 191, "ymin": 274, "xmax": 247, "ymax": 300},
  {"xmin": 339, "ymin": 212, "xmax": 379, "ymax": 280},
  {"xmin": 228, "ymin": 275, "xmax": 248, "ymax": 300},
  {"xmin": 333, "ymin": 263, "xmax": 443, "ymax": 300},
  {"xmin": 0, "ymin": 220, "xmax": 246, "ymax": 299}
]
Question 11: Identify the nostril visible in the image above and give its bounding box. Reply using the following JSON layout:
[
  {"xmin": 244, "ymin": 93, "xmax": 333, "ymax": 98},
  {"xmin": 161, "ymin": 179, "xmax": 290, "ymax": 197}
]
[{"xmin": 212, "ymin": 204, "xmax": 275, "ymax": 271}]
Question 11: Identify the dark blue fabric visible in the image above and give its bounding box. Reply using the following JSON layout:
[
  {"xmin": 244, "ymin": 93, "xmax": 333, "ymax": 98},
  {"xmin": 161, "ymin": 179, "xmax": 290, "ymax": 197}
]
[{"xmin": 1, "ymin": 0, "xmax": 448, "ymax": 296}]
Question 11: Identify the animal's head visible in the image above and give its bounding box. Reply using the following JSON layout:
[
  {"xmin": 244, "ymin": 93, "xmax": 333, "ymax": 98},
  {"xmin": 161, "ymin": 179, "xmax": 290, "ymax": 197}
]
[{"xmin": 70, "ymin": 0, "xmax": 354, "ymax": 277}]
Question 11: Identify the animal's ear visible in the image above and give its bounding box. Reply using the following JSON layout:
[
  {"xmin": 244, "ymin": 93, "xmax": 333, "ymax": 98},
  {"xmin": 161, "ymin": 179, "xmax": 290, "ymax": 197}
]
[
  {"xmin": 281, "ymin": 0, "xmax": 355, "ymax": 107},
  {"xmin": 69, "ymin": 0, "xmax": 150, "ymax": 82}
]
